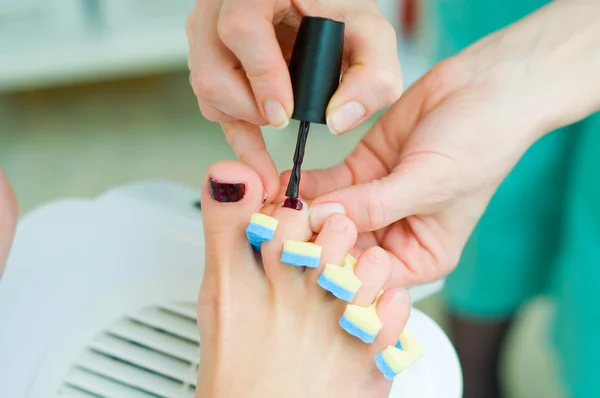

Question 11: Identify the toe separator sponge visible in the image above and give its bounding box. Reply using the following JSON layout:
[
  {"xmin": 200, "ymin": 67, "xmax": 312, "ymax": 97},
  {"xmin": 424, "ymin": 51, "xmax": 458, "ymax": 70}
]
[
  {"xmin": 317, "ymin": 254, "xmax": 362, "ymax": 302},
  {"xmin": 375, "ymin": 327, "xmax": 424, "ymax": 379},
  {"xmin": 246, "ymin": 213, "xmax": 279, "ymax": 248},
  {"xmin": 339, "ymin": 290, "xmax": 384, "ymax": 343},
  {"xmin": 281, "ymin": 241, "xmax": 322, "ymax": 268}
]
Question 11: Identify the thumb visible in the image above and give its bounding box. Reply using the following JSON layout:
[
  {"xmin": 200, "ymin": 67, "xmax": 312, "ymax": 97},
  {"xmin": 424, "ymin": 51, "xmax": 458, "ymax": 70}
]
[{"xmin": 309, "ymin": 157, "xmax": 448, "ymax": 232}]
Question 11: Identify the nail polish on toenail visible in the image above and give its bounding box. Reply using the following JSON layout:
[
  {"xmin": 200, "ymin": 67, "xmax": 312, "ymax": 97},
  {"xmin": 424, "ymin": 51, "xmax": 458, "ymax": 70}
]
[
  {"xmin": 309, "ymin": 203, "xmax": 346, "ymax": 231},
  {"xmin": 283, "ymin": 197, "xmax": 303, "ymax": 210},
  {"xmin": 209, "ymin": 177, "xmax": 246, "ymax": 202}
]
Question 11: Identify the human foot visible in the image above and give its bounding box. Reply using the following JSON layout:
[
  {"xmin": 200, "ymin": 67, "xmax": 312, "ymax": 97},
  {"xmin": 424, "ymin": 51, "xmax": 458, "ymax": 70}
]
[{"xmin": 196, "ymin": 161, "xmax": 419, "ymax": 398}]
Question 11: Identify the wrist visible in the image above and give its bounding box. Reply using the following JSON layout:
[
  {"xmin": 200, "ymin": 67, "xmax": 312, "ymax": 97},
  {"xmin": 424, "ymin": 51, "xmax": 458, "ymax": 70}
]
[
  {"xmin": 526, "ymin": 0, "xmax": 600, "ymax": 136},
  {"xmin": 461, "ymin": 0, "xmax": 600, "ymax": 141}
]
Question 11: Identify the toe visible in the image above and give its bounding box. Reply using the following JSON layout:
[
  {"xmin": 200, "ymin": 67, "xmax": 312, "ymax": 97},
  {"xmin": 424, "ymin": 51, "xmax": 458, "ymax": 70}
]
[
  {"xmin": 336, "ymin": 247, "xmax": 394, "ymax": 344},
  {"xmin": 308, "ymin": 213, "xmax": 357, "ymax": 286},
  {"xmin": 352, "ymin": 247, "xmax": 392, "ymax": 306},
  {"xmin": 372, "ymin": 287, "xmax": 411, "ymax": 355},
  {"xmin": 261, "ymin": 200, "xmax": 313, "ymax": 283},
  {"xmin": 201, "ymin": 161, "xmax": 264, "ymax": 275}
]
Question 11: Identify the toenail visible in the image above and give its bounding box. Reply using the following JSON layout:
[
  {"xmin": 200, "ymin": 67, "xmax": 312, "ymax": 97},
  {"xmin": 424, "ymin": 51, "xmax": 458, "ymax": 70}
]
[
  {"xmin": 309, "ymin": 203, "xmax": 346, "ymax": 231},
  {"xmin": 391, "ymin": 292, "xmax": 410, "ymax": 305},
  {"xmin": 365, "ymin": 249, "xmax": 384, "ymax": 265},
  {"xmin": 282, "ymin": 197, "xmax": 304, "ymax": 210},
  {"xmin": 209, "ymin": 177, "xmax": 246, "ymax": 202},
  {"xmin": 326, "ymin": 215, "xmax": 349, "ymax": 233}
]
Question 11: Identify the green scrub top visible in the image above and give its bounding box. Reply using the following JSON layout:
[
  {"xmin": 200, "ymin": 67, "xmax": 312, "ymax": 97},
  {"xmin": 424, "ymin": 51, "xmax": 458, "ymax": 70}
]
[{"xmin": 432, "ymin": 1, "xmax": 600, "ymax": 397}]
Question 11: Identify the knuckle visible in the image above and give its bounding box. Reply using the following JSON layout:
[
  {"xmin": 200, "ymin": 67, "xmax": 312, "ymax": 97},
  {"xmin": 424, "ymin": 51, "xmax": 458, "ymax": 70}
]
[
  {"xmin": 190, "ymin": 72, "xmax": 219, "ymax": 100},
  {"xmin": 374, "ymin": 67, "xmax": 404, "ymax": 104},
  {"xmin": 198, "ymin": 103, "xmax": 223, "ymax": 122},
  {"xmin": 217, "ymin": 9, "xmax": 250, "ymax": 42},
  {"xmin": 364, "ymin": 182, "xmax": 387, "ymax": 230},
  {"xmin": 373, "ymin": 15, "xmax": 397, "ymax": 42},
  {"xmin": 185, "ymin": 11, "xmax": 195, "ymax": 36}
]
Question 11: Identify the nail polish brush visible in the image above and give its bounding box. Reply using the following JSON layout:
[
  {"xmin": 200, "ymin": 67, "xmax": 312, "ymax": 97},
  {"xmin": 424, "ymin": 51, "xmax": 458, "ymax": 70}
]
[{"xmin": 283, "ymin": 16, "xmax": 345, "ymax": 210}]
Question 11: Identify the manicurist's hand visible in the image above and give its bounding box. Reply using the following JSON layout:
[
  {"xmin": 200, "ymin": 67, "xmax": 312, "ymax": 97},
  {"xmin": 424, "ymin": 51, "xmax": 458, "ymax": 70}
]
[
  {"xmin": 186, "ymin": 0, "xmax": 403, "ymax": 200},
  {"xmin": 0, "ymin": 169, "xmax": 17, "ymax": 276},
  {"xmin": 299, "ymin": 0, "xmax": 600, "ymax": 286}
]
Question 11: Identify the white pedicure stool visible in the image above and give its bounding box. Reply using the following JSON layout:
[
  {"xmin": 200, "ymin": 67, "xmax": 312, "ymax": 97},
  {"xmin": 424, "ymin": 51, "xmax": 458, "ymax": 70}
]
[{"xmin": 0, "ymin": 180, "xmax": 462, "ymax": 398}]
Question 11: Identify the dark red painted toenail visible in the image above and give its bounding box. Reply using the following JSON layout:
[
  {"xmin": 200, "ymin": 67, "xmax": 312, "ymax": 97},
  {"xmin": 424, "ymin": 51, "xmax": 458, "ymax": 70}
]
[
  {"xmin": 283, "ymin": 197, "xmax": 303, "ymax": 210},
  {"xmin": 209, "ymin": 178, "xmax": 246, "ymax": 202}
]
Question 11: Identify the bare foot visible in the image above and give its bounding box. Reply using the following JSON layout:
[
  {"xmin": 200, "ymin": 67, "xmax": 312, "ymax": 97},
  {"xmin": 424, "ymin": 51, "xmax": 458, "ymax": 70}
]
[{"xmin": 197, "ymin": 161, "xmax": 412, "ymax": 398}]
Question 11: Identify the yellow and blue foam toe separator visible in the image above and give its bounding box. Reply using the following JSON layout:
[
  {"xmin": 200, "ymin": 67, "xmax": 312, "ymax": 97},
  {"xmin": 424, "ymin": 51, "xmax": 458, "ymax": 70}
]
[
  {"xmin": 375, "ymin": 327, "xmax": 424, "ymax": 379},
  {"xmin": 339, "ymin": 290, "xmax": 383, "ymax": 343},
  {"xmin": 317, "ymin": 254, "xmax": 362, "ymax": 302},
  {"xmin": 246, "ymin": 213, "xmax": 278, "ymax": 248},
  {"xmin": 281, "ymin": 240, "xmax": 322, "ymax": 268}
]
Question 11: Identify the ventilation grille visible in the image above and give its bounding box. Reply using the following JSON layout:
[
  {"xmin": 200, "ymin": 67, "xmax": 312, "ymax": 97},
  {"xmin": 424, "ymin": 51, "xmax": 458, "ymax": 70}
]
[{"xmin": 59, "ymin": 303, "xmax": 200, "ymax": 398}]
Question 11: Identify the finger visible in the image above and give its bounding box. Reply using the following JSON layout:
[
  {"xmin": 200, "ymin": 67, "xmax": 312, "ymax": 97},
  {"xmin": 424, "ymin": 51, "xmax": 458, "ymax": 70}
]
[
  {"xmin": 308, "ymin": 73, "xmax": 436, "ymax": 232},
  {"xmin": 326, "ymin": 13, "xmax": 403, "ymax": 135},
  {"xmin": 221, "ymin": 121, "xmax": 280, "ymax": 202},
  {"xmin": 218, "ymin": 0, "xmax": 293, "ymax": 128},
  {"xmin": 277, "ymin": 163, "xmax": 352, "ymax": 203},
  {"xmin": 198, "ymin": 100, "xmax": 236, "ymax": 123},
  {"xmin": 292, "ymin": 71, "xmax": 430, "ymax": 208},
  {"xmin": 310, "ymin": 157, "xmax": 447, "ymax": 232},
  {"xmin": 0, "ymin": 169, "xmax": 17, "ymax": 276},
  {"xmin": 189, "ymin": 5, "xmax": 267, "ymax": 125}
]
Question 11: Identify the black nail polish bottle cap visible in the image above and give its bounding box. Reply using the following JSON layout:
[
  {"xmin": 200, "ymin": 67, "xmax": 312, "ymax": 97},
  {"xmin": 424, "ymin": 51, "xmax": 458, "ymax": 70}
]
[{"xmin": 289, "ymin": 16, "xmax": 344, "ymax": 124}]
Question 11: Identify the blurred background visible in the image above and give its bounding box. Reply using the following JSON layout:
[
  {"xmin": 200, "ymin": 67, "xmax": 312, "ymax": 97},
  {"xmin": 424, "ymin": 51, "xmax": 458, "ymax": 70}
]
[{"xmin": 0, "ymin": 1, "xmax": 564, "ymax": 397}]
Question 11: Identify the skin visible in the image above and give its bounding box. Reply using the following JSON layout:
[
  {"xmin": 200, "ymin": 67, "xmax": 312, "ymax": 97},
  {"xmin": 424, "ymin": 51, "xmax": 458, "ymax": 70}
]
[
  {"xmin": 293, "ymin": 0, "xmax": 600, "ymax": 287},
  {"xmin": 0, "ymin": 168, "xmax": 17, "ymax": 277},
  {"xmin": 186, "ymin": 0, "xmax": 403, "ymax": 199},
  {"xmin": 198, "ymin": 160, "xmax": 411, "ymax": 398},
  {"xmin": 188, "ymin": 0, "xmax": 600, "ymax": 287}
]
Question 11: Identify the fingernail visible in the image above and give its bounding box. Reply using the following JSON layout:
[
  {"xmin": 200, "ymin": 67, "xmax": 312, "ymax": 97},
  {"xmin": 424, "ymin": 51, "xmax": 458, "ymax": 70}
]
[
  {"xmin": 309, "ymin": 203, "xmax": 346, "ymax": 231},
  {"xmin": 264, "ymin": 98, "xmax": 289, "ymax": 129},
  {"xmin": 209, "ymin": 177, "xmax": 246, "ymax": 202},
  {"xmin": 326, "ymin": 101, "xmax": 366, "ymax": 135}
]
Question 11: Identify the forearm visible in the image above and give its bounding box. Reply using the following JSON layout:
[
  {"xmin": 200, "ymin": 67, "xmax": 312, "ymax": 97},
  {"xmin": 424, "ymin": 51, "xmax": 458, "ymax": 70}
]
[{"xmin": 463, "ymin": 0, "xmax": 600, "ymax": 140}]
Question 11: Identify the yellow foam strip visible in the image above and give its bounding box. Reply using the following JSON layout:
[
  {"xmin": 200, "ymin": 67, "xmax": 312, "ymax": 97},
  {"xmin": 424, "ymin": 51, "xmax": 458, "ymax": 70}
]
[
  {"xmin": 342, "ymin": 304, "xmax": 382, "ymax": 335},
  {"xmin": 383, "ymin": 327, "xmax": 424, "ymax": 373},
  {"xmin": 321, "ymin": 264, "xmax": 362, "ymax": 291},
  {"xmin": 342, "ymin": 254, "xmax": 357, "ymax": 270},
  {"xmin": 249, "ymin": 213, "xmax": 279, "ymax": 230},
  {"xmin": 341, "ymin": 288, "xmax": 385, "ymax": 335},
  {"xmin": 283, "ymin": 241, "xmax": 322, "ymax": 257}
]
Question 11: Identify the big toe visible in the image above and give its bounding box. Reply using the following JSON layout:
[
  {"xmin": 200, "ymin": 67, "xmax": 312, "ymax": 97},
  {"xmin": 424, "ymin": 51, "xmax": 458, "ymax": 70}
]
[{"xmin": 201, "ymin": 161, "xmax": 264, "ymax": 269}]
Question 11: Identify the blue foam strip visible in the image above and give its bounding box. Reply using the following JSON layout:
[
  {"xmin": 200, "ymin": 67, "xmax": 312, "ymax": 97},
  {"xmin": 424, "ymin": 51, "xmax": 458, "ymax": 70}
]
[
  {"xmin": 246, "ymin": 223, "xmax": 275, "ymax": 243},
  {"xmin": 317, "ymin": 274, "xmax": 356, "ymax": 302},
  {"xmin": 375, "ymin": 353, "xmax": 397, "ymax": 379},
  {"xmin": 339, "ymin": 314, "xmax": 376, "ymax": 343},
  {"xmin": 280, "ymin": 251, "xmax": 320, "ymax": 268},
  {"xmin": 248, "ymin": 238, "xmax": 261, "ymax": 249},
  {"xmin": 395, "ymin": 340, "xmax": 403, "ymax": 350}
]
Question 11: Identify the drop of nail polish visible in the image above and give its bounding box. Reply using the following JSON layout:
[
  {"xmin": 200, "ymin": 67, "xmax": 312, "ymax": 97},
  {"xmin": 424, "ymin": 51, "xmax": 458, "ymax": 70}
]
[{"xmin": 283, "ymin": 197, "xmax": 303, "ymax": 210}]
